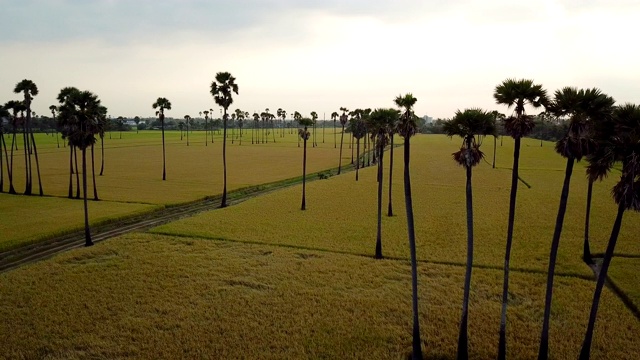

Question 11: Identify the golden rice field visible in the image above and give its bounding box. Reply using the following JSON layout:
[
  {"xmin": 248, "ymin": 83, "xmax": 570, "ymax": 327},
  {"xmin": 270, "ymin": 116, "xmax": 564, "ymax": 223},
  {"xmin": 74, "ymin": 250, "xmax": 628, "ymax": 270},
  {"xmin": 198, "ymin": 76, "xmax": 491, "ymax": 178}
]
[
  {"xmin": 0, "ymin": 129, "xmax": 344, "ymax": 249},
  {"xmin": 1, "ymin": 132, "xmax": 638, "ymax": 359},
  {"xmin": 0, "ymin": 233, "xmax": 638, "ymax": 360}
]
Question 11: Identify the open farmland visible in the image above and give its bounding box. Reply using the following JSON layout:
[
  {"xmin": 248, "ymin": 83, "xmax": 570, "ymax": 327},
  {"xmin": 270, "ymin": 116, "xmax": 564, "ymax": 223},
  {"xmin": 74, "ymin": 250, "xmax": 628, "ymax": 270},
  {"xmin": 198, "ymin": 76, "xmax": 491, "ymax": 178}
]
[
  {"xmin": 0, "ymin": 129, "xmax": 343, "ymax": 249},
  {"xmin": 0, "ymin": 133, "xmax": 638, "ymax": 359},
  {"xmin": 0, "ymin": 233, "xmax": 638, "ymax": 360}
]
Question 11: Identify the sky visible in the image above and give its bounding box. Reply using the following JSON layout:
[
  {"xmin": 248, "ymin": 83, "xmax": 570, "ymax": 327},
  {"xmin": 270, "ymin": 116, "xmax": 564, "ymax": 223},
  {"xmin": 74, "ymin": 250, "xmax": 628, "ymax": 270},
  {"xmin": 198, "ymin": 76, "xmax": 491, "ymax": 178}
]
[{"xmin": 1, "ymin": 0, "xmax": 639, "ymax": 119}]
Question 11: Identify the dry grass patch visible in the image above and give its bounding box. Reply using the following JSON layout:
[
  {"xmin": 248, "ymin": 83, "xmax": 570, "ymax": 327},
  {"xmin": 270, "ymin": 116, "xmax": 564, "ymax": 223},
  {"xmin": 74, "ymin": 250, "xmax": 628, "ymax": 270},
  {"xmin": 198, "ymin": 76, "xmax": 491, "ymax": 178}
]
[{"xmin": 0, "ymin": 233, "xmax": 638, "ymax": 359}]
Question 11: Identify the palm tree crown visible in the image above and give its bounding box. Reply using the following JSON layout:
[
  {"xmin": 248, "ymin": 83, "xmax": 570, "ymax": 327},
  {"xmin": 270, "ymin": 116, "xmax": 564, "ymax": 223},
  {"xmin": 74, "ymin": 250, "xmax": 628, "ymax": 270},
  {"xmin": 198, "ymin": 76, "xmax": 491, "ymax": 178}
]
[
  {"xmin": 494, "ymin": 78, "xmax": 547, "ymax": 138},
  {"xmin": 210, "ymin": 72, "xmax": 238, "ymax": 109},
  {"xmin": 443, "ymin": 108, "xmax": 496, "ymax": 168}
]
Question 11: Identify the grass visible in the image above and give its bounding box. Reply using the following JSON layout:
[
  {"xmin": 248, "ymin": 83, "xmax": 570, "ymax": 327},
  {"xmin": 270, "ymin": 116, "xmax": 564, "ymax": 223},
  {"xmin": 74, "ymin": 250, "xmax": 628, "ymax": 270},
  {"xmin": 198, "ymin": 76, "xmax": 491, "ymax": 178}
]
[
  {"xmin": 0, "ymin": 193, "xmax": 158, "ymax": 251},
  {"xmin": 0, "ymin": 232, "xmax": 638, "ymax": 359}
]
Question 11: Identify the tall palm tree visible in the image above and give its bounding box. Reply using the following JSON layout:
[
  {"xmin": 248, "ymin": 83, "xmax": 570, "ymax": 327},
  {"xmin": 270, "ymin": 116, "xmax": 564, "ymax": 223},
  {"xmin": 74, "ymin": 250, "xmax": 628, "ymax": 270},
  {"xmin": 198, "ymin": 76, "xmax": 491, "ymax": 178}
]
[
  {"xmin": 184, "ymin": 115, "xmax": 191, "ymax": 146},
  {"xmin": 310, "ymin": 111, "xmax": 318, "ymax": 147},
  {"xmin": 203, "ymin": 110, "xmax": 209, "ymax": 146},
  {"xmin": 14, "ymin": 79, "xmax": 42, "ymax": 196},
  {"xmin": 152, "ymin": 97, "xmax": 172, "ymax": 181},
  {"xmin": 578, "ymin": 103, "xmax": 640, "ymax": 360},
  {"xmin": 395, "ymin": 93, "xmax": 423, "ymax": 359},
  {"xmin": 370, "ymin": 108, "xmax": 399, "ymax": 259},
  {"xmin": 337, "ymin": 107, "xmax": 349, "ymax": 174},
  {"xmin": 350, "ymin": 109, "xmax": 366, "ymax": 181},
  {"xmin": 493, "ymin": 78, "xmax": 547, "ymax": 360},
  {"xmin": 57, "ymin": 87, "xmax": 106, "ymax": 246},
  {"xmin": 50, "ymin": 105, "xmax": 60, "ymax": 148},
  {"xmin": 489, "ymin": 111, "xmax": 505, "ymax": 169},
  {"xmin": 2, "ymin": 101, "xmax": 21, "ymax": 194},
  {"xmin": 294, "ymin": 111, "xmax": 302, "ymax": 147},
  {"xmin": 252, "ymin": 112, "xmax": 260, "ymax": 144},
  {"xmin": 280, "ymin": 109, "xmax": 287, "ymax": 138},
  {"xmin": 298, "ymin": 117, "xmax": 313, "ymax": 210},
  {"xmin": 134, "ymin": 116, "xmax": 140, "ymax": 134},
  {"xmin": 443, "ymin": 109, "xmax": 496, "ymax": 360},
  {"xmin": 210, "ymin": 71, "xmax": 238, "ymax": 208},
  {"xmin": 331, "ymin": 111, "xmax": 339, "ymax": 148},
  {"xmin": 387, "ymin": 110, "xmax": 400, "ymax": 217},
  {"xmin": 538, "ymin": 87, "xmax": 614, "ymax": 360},
  {"xmin": 0, "ymin": 106, "xmax": 9, "ymax": 193}
]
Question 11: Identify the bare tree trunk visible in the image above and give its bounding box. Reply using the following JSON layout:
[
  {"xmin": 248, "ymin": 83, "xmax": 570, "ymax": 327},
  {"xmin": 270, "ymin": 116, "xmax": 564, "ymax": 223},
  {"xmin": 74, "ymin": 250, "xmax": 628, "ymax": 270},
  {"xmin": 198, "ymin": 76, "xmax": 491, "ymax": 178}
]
[
  {"xmin": 375, "ymin": 144, "xmax": 384, "ymax": 259},
  {"xmin": 29, "ymin": 131, "xmax": 43, "ymax": 196},
  {"xmin": 74, "ymin": 146, "xmax": 80, "ymax": 199},
  {"xmin": 91, "ymin": 143, "xmax": 99, "ymax": 200},
  {"xmin": 221, "ymin": 111, "xmax": 228, "ymax": 207},
  {"xmin": 68, "ymin": 145, "xmax": 73, "ymax": 198},
  {"xmin": 387, "ymin": 134, "xmax": 394, "ymax": 216},
  {"xmin": 301, "ymin": 127, "xmax": 308, "ymax": 211},
  {"xmin": 82, "ymin": 148, "xmax": 93, "ymax": 247}
]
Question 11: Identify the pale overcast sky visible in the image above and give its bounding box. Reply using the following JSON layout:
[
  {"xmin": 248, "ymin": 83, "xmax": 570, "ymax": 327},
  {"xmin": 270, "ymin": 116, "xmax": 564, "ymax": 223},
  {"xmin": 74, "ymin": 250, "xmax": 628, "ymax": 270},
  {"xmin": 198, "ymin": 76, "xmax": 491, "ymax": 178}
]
[{"xmin": 1, "ymin": 0, "xmax": 639, "ymax": 119}]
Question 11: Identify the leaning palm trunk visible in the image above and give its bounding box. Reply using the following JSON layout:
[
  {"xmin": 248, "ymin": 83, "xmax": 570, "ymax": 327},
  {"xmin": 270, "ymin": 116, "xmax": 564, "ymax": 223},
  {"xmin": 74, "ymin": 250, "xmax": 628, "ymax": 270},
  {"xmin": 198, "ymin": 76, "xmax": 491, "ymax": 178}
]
[
  {"xmin": 7, "ymin": 132, "xmax": 16, "ymax": 194},
  {"xmin": 338, "ymin": 126, "xmax": 345, "ymax": 175},
  {"xmin": 221, "ymin": 112, "xmax": 228, "ymax": 208},
  {"xmin": 355, "ymin": 138, "xmax": 360, "ymax": 181},
  {"xmin": 583, "ymin": 178, "xmax": 594, "ymax": 264},
  {"xmin": 81, "ymin": 147, "xmax": 93, "ymax": 247},
  {"xmin": 29, "ymin": 131, "xmax": 43, "ymax": 196},
  {"xmin": 74, "ymin": 146, "xmax": 81, "ymax": 198},
  {"xmin": 457, "ymin": 144, "xmax": 474, "ymax": 360},
  {"xmin": 498, "ymin": 137, "xmax": 522, "ymax": 360},
  {"xmin": 99, "ymin": 135, "xmax": 105, "ymax": 176},
  {"xmin": 538, "ymin": 157, "xmax": 575, "ymax": 360},
  {"xmin": 68, "ymin": 145, "xmax": 74, "ymax": 198},
  {"xmin": 578, "ymin": 203, "xmax": 624, "ymax": 360},
  {"xmin": 387, "ymin": 134, "xmax": 395, "ymax": 216},
  {"xmin": 91, "ymin": 144, "xmax": 99, "ymax": 200},
  {"xmin": 403, "ymin": 136, "xmax": 423, "ymax": 359},
  {"xmin": 375, "ymin": 145, "xmax": 384, "ymax": 259}
]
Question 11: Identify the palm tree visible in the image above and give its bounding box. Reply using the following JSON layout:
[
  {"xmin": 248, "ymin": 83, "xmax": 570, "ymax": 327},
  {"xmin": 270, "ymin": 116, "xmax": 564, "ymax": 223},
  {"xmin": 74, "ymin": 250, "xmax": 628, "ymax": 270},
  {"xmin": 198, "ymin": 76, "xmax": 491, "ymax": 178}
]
[
  {"xmin": 2, "ymin": 101, "xmax": 22, "ymax": 194},
  {"xmin": 203, "ymin": 110, "xmax": 209, "ymax": 146},
  {"xmin": 538, "ymin": 87, "xmax": 614, "ymax": 360},
  {"xmin": 370, "ymin": 108, "xmax": 399, "ymax": 260},
  {"xmin": 91, "ymin": 111, "xmax": 107, "ymax": 200},
  {"xmin": 310, "ymin": 111, "xmax": 318, "ymax": 148},
  {"xmin": 298, "ymin": 117, "xmax": 313, "ymax": 210},
  {"xmin": 210, "ymin": 72, "xmax": 238, "ymax": 208},
  {"xmin": 294, "ymin": 111, "xmax": 302, "ymax": 147},
  {"xmin": 493, "ymin": 78, "xmax": 547, "ymax": 360},
  {"xmin": 184, "ymin": 115, "xmax": 191, "ymax": 146},
  {"xmin": 578, "ymin": 103, "xmax": 640, "ymax": 360},
  {"xmin": 152, "ymin": 97, "xmax": 172, "ymax": 181},
  {"xmin": 331, "ymin": 111, "xmax": 339, "ymax": 148},
  {"xmin": 280, "ymin": 109, "xmax": 287, "ymax": 138},
  {"xmin": 350, "ymin": 109, "xmax": 366, "ymax": 181},
  {"xmin": 14, "ymin": 79, "xmax": 42, "ymax": 196},
  {"xmin": 387, "ymin": 110, "xmax": 400, "ymax": 217},
  {"xmin": 252, "ymin": 112, "xmax": 259, "ymax": 144},
  {"xmin": 337, "ymin": 107, "xmax": 349, "ymax": 174},
  {"xmin": 0, "ymin": 106, "xmax": 10, "ymax": 193},
  {"xmin": 443, "ymin": 109, "xmax": 496, "ymax": 360},
  {"xmin": 50, "ymin": 105, "xmax": 60, "ymax": 148},
  {"xmin": 134, "ymin": 116, "xmax": 140, "ymax": 134},
  {"xmin": 490, "ymin": 111, "xmax": 505, "ymax": 169},
  {"xmin": 57, "ymin": 87, "xmax": 106, "ymax": 246},
  {"xmin": 395, "ymin": 93, "xmax": 423, "ymax": 359}
]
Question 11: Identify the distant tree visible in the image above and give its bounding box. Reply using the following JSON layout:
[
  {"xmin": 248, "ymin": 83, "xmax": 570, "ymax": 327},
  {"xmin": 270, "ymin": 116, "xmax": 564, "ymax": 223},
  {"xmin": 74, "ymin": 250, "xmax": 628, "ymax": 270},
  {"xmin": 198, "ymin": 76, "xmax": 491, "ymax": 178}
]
[
  {"xmin": 152, "ymin": 97, "xmax": 172, "ymax": 181},
  {"xmin": 2, "ymin": 100, "xmax": 23, "ymax": 194},
  {"xmin": 489, "ymin": 111, "xmax": 505, "ymax": 168},
  {"xmin": 210, "ymin": 71, "xmax": 238, "ymax": 208},
  {"xmin": 349, "ymin": 109, "xmax": 366, "ymax": 181},
  {"xmin": 578, "ymin": 103, "xmax": 640, "ymax": 360},
  {"xmin": 298, "ymin": 117, "xmax": 313, "ymax": 210},
  {"xmin": 294, "ymin": 111, "xmax": 302, "ymax": 147},
  {"xmin": 184, "ymin": 115, "xmax": 191, "ymax": 146},
  {"xmin": 310, "ymin": 111, "xmax": 318, "ymax": 147},
  {"xmin": 57, "ymin": 87, "xmax": 107, "ymax": 246},
  {"xmin": 394, "ymin": 93, "xmax": 423, "ymax": 359},
  {"xmin": 331, "ymin": 111, "xmax": 339, "ymax": 148},
  {"xmin": 252, "ymin": 112, "xmax": 259, "ymax": 144},
  {"xmin": 0, "ymin": 106, "xmax": 9, "ymax": 193},
  {"xmin": 50, "ymin": 105, "xmax": 60, "ymax": 148},
  {"xmin": 203, "ymin": 110, "xmax": 209, "ymax": 146},
  {"xmin": 538, "ymin": 87, "xmax": 615, "ymax": 360},
  {"xmin": 337, "ymin": 107, "xmax": 349, "ymax": 174},
  {"xmin": 493, "ymin": 78, "xmax": 547, "ymax": 360},
  {"xmin": 134, "ymin": 116, "xmax": 140, "ymax": 134},
  {"xmin": 443, "ymin": 108, "xmax": 496, "ymax": 360}
]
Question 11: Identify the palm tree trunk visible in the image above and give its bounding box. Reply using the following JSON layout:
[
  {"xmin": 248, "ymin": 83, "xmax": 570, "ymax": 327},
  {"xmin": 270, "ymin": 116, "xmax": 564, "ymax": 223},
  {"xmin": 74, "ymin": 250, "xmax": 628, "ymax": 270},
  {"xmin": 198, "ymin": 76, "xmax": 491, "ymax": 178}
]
[
  {"xmin": 493, "ymin": 136, "xmax": 497, "ymax": 169},
  {"xmin": 221, "ymin": 111, "xmax": 228, "ymax": 208},
  {"xmin": 355, "ymin": 138, "xmax": 360, "ymax": 181},
  {"xmin": 91, "ymin": 143, "xmax": 99, "ymax": 200},
  {"xmin": 187, "ymin": 123, "xmax": 190, "ymax": 146},
  {"xmin": 578, "ymin": 203, "xmax": 625, "ymax": 360},
  {"xmin": 22, "ymin": 121, "xmax": 31, "ymax": 195},
  {"xmin": 29, "ymin": 131, "xmax": 44, "ymax": 196},
  {"xmin": 583, "ymin": 178, "xmax": 594, "ymax": 264},
  {"xmin": 375, "ymin": 145, "xmax": 384, "ymax": 259},
  {"xmin": 205, "ymin": 119, "xmax": 208, "ymax": 146},
  {"xmin": 457, "ymin": 145, "xmax": 474, "ymax": 360},
  {"xmin": 82, "ymin": 148, "xmax": 93, "ymax": 247},
  {"xmin": 161, "ymin": 119, "xmax": 166, "ymax": 181},
  {"xmin": 334, "ymin": 121, "xmax": 336, "ymax": 148},
  {"xmin": 350, "ymin": 133, "xmax": 354, "ymax": 164},
  {"xmin": 538, "ymin": 156, "xmax": 575, "ymax": 360},
  {"xmin": 0, "ymin": 133, "xmax": 4, "ymax": 192},
  {"xmin": 272, "ymin": 123, "xmax": 276, "ymax": 143},
  {"xmin": 498, "ymin": 136, "xmax": 521, "ymax": 360},
  {"xmin": 68, "ymin": 145, "xmax": 73, "ymax": 198},
  {"xmin": 322, "ymin": 119, "xmax": 325, "ymax": 143},
  {"xmin": 100, "ymin": 136, "xmax": 104, "ymax": 176},
  {"xmin": 74, "ymin": 146, "xmax": 81, "ymax": 199},
  {"xmin": 7, "ymin": 132, "xmax": 16, "ymax": 194},
  {"xmin": 403, "ymin": 136, "xmax": 423, "ymax": 359},
  {"xmin": 338, "ymin": 126, "xmax": 345, "ymax": 175},
  {"xmin": 388, "ymin": 134, "xmax": 394, "ymax": 216},
  {"xmin": 56, "ymin": 130, "xmax": 60, "ymax": 148},
  {"xmin": 301, "ymin": 128, "xmax": 307, "ymax": 211}
]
